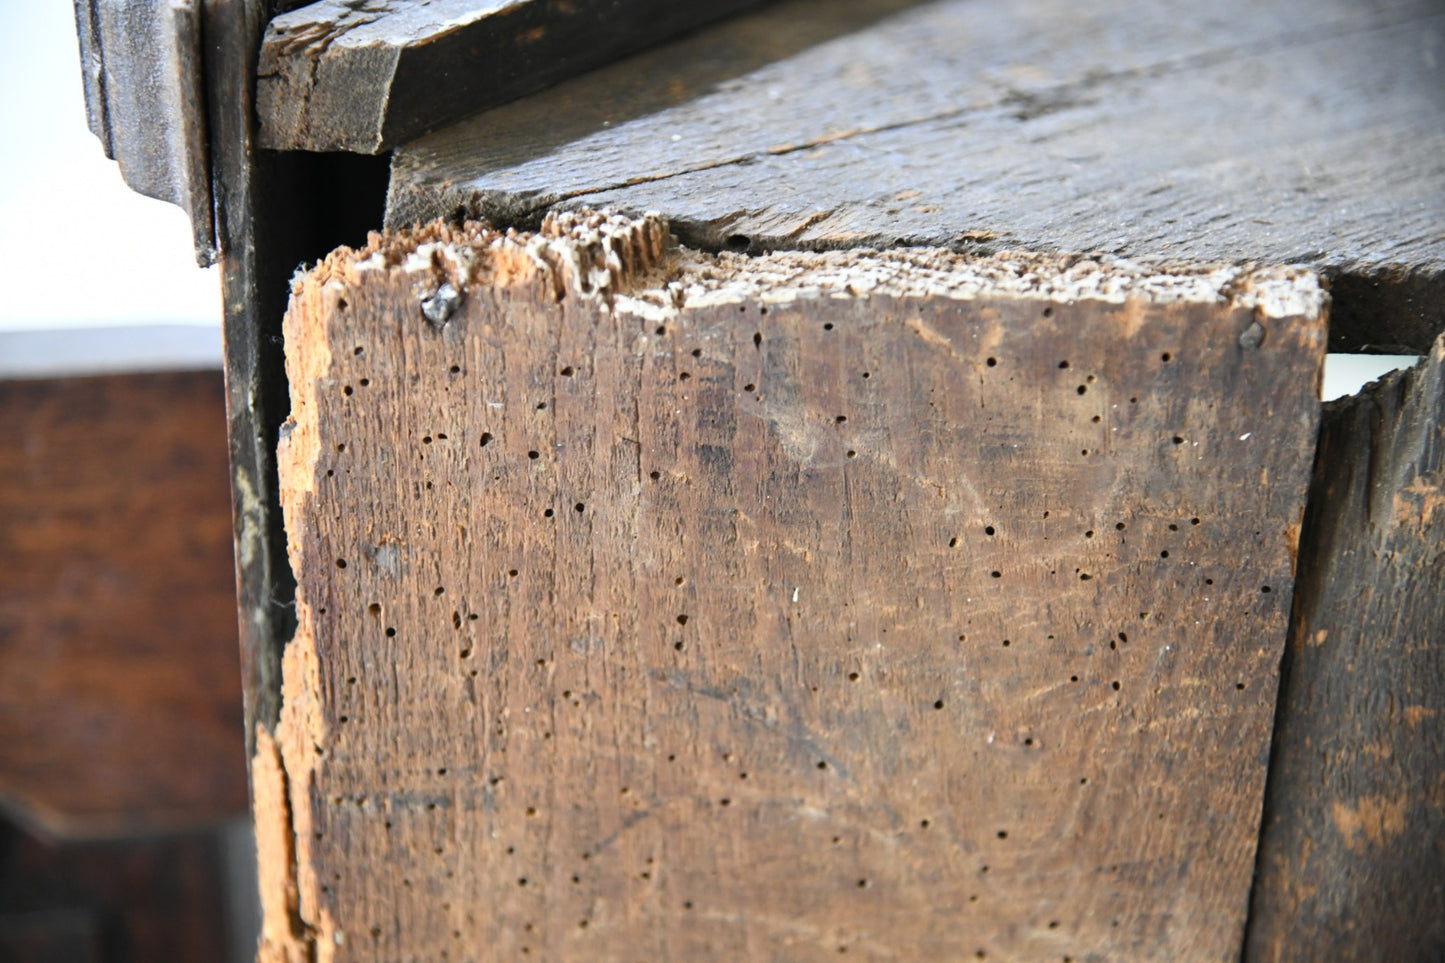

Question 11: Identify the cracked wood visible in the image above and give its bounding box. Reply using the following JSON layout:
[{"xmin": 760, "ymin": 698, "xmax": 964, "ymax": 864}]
[
  {"xmin": 388, "ymin": 0, "xmax": 1445, "ymax": 353},
  {"xmin": 261, "ymin": 212, "xmax": 1327, "ymax": 961},
  {"xmin": 1246, "ymin": 334, "xmax": 1445, "ymax": 962}
]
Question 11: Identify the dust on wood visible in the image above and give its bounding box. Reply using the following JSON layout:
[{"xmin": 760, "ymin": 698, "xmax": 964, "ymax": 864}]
[
  {"xmin": 1245, "ymin": 334, "xmax": 1445, "ymax": 962},
  {"xmin": 263, "ymin": 213, "xmax": 1326, "ymax": 961},
  {"xmin": 388, "ymin": 0, "xmax": 1445, "ymax": 352}
]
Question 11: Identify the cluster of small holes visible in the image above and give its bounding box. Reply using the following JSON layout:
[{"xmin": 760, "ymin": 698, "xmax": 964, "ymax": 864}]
[{"xmin": 324, "ymin": 323, "xmax": 1253, "ymax": 959}]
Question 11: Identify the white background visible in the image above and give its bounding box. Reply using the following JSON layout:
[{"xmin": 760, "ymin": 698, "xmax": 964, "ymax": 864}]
[{"xmin": 0, "ymin": 0, "xmax": 222, "ymax": 333}]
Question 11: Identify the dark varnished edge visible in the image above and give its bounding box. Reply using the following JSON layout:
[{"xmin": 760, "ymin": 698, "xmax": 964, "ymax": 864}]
[
  {"xmin": 256, "ymin": 0, "xmax": 769, "ymax": 153},
  {"xmin": 205, "ymin": 0, "xmax": 390, "ymax": 765},
  {"xmin": 206, "ymin": 0, "xmax": 286, "ymax": 768}
]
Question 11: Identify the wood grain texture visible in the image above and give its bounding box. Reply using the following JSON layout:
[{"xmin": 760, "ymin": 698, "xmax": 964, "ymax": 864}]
[
  {"xmin": 0, "ymin": 372, "xmax": 246, "ymax": 837},
  {"xmin": 388, "ymin": 0, "xmax": 1445, "ymax": 352},
  {"xmin": 1246, "ymin": 334, "xmax": 1445, "ymax": 962},
  {"xmin": 256, "ymin": 0, "xmax": 767, "ymax": 153},
  {"xmin": 260, "ymin": 213, "xmax": 1326, "ymax": 961}
]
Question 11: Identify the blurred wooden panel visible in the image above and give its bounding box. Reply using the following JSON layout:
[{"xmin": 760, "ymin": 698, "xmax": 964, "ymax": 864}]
[
  {"xmin": 0, "ymin": 816, "xmax": 234, "ymax": 963},
  {"xmin": 0, "ymin": 370, "xmax": 246, "ymax": 837},
  {"xmin": 256, "ymin": 0, "xmax": 769, "ymax": 152}
]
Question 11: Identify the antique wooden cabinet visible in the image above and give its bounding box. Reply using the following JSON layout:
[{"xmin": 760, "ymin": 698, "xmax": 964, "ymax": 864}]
[{"xmin": 75, "ymin": 0, "xmax": 1445, "ymax": 959}]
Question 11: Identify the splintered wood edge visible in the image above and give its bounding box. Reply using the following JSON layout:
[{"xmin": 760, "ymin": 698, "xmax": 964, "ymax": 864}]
[
  {"xmin": 257, "ymin": 211, "xmax": 1327, "ymax": 960},
  {"xmin": 308, "ymin": 211, "xmax": 1328, "ymax": 322}
]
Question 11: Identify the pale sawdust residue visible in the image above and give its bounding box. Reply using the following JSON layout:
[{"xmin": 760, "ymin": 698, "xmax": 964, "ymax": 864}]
[{"xmin": 301, "ymin": 210, "xmax": 1328, "ymax": 322}]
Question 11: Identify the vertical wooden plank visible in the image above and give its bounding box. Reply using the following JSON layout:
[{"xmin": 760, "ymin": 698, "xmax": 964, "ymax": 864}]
[
  {"xmin": 261, "ymin": 213, "xmax": 1326, "ymax": 961},
  {"xmin": 1246, "ymin": 335, "xmax": 1445, "ymax": 962},
  {"xmin": 203, "ymin": 0, "xmax": 392, "ymax": 762}
]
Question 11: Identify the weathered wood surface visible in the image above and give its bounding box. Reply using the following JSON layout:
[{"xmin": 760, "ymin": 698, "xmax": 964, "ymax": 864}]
[
  {"xmin": 256, "ymin": 0, "xmax": 768, "ymax": 153},
  {"xmin": 259, "ymin": 212, "xmax": 1326, "ymax": 961},
  {"xmin": 388, "ymin": 0, "xmax": 1445, "ymax": 353},
  {"xmin": 1246, "ymin": 335, "xmax": 1445, "ymax": 962},
  {"xmin": 0, "ymin": 372, "xmax": 246, "ymax": 837},
  {"xmin": 210, "ymin": 0, "xmax": 298, "ymax": 772}
]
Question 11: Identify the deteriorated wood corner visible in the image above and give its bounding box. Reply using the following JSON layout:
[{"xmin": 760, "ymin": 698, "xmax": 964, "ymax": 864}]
[{"xmin": 257, "ymin": 213, "xmax": 1329, "ymax": 962}]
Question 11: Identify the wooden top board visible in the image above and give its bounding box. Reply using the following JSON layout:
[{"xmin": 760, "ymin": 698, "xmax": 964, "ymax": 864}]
[
  {"xmin": 256, "ymin": 0, "xmax": 766, "ymax": 152},
  {"xmin": 388, "ymin": 0, "xmax": 1445, "ymax": 352}
]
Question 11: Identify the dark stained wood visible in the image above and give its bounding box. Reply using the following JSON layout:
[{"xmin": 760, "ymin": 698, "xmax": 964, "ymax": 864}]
[
  {"xmin": 1245, "ymin": 335, "xmax": 1445, "ymax": 962},
  {"xmin": 257, "ymin": 212, "xmax": 1326, "ymax": 961},
  {"xmin": 0, "ymin": 910, "xmax": 100, "ymax": 963},
  {"xmin": 208, "ymin": 0, "xmax": 297, "ymax": 778},
  {"xmin": 0, "ymin": 372, "xmax": 246, "ymax": 837},
  {"xmin": 256, "ymin": 0, "xmax": 769, "ymax": 153},
  {"xmin": 0, "ymin": 817, "xmax": 236, "ymax": 963},
  {"xmin": 388, "ymin": 0, "xmax": 1445, "ymax": 353},
  {"xmin": 72, "ymin": 0, "xmax": 214, "ymax": 262},
  {"xmin": 205, "ymin": 0, "xmax": 394, "ymax": 760}
]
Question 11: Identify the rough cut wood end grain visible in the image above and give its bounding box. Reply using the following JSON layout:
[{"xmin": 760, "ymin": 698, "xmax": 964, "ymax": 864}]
[{"xmin": 261, "ymin": 213, "xmax": 1326, "ymax": 961}]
